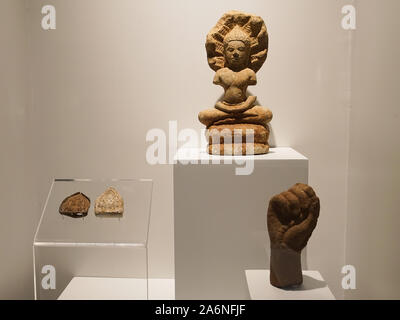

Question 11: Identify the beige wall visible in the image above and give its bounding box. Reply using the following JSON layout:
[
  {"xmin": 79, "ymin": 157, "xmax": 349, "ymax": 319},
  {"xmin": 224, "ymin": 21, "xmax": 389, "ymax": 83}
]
[
  {"xmin": 3, "ymin": 0, "xmax": 398, "ymax": 300},
  {"xmin": 345, "ymin": 0, "xmax": 400, "ymax": 299},
  {"xmin": 24, "ymin": 0, "xmax": 350, "ymax": 299},
  {"xmin": 0, "ymin": 0, "xmax": 36, "ymax": 299}
]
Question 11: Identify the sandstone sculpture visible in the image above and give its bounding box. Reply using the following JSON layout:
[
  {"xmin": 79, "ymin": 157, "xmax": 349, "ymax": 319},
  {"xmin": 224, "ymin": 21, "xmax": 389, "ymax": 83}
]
[
  {"xmin": 95, "ymin": 187, "xmax": 124, "ymax": 217},
  {"xmin": 59, "ymin": 192, "xmax": 90, "ymax": 218},
  {"xmin": 198, "ymin": 10, "xmax": 273, "ymax": 155},
  {"xmin": 267, "ymin": 183, "xmax": 320, "ymax": 288}
]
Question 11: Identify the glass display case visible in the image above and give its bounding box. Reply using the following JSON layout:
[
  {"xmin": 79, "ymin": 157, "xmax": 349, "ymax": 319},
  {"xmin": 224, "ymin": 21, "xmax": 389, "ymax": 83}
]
[{"xmin": 33, "ymin": 178, "xmax": 152, "ymax": 300}]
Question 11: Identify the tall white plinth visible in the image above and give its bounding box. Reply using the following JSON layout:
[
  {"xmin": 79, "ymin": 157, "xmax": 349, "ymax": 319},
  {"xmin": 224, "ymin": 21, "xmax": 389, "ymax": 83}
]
[{"xmin": 173, "ymin": 147, "xmax": 308, "ymax": 299}]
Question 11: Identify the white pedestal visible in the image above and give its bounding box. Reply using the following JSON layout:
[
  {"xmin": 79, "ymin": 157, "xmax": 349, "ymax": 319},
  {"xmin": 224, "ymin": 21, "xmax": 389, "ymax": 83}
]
[
  {"xmin": 245, "ymin": 270, "xmax": 335, "ymax": 300},
  {"xmin": 57, "ymin": 277, "xmax": 175, "ymax": 300},
  {"xmin": 174, "ymin": 147, "xmax": 308, "ymax": 299}
]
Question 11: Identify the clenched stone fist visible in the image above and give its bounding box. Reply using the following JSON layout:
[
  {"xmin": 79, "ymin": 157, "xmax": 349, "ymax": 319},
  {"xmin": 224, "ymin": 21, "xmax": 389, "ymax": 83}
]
[{"xmin": 267, "ymin": 183, "xmax": 320, "ymax": 288}]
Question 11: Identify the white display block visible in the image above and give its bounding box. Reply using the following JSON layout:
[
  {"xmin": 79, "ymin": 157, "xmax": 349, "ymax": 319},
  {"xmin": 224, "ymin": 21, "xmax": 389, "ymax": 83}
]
[
  {"xmin": 58, "ymin": 277, "xmax": 147, "ymax": 300},
  {"xmin": 174, "ymin": 147, "xmax": 308, "ymax": 299},
  {"xmin": 245, "ymin": 270, "xmax": 335, "ymax": 300},
  {"xmin": 58, "ymin": 277, "xmax": 175, "ymax": 300}
]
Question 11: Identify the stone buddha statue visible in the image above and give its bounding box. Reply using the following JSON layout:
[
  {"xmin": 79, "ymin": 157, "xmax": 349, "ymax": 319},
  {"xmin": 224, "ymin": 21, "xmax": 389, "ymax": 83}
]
[{"xmin": 198, "ymin": 11, "xmax": 273, "ymax": 155}]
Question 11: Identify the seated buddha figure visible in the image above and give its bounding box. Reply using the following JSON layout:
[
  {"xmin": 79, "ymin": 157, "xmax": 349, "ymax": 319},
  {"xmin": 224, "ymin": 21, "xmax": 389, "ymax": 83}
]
[{"xmin": 198, "ymin": 11, "xmax": 272, "ymax": 155}]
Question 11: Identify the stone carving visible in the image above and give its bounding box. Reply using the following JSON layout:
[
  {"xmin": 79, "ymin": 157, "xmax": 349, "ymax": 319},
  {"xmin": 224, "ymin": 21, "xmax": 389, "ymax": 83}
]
[
  {"xmin": 59, "ymin": 192, "xmax": 90, "ymax": 218},
  {"xmin": 198, "ymin": 10, "xmax": 273, "ymax": 155},
  {"xmin": 95, "ymin": 187, "xmax": 124, "ymax": 217},
  {"xmin": 267, "ymin": 183, "xmax": 320, "ymax": 288}
]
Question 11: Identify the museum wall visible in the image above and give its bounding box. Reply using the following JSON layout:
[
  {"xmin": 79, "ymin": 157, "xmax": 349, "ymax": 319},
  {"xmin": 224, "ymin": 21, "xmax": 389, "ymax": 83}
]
[
  {"xmin": 0, "ymin": 0, "xmax": 369, "ymax": 299},
  {"xmin": 23, "ymin": 0, "xmax": 350, "ymax": 299},
  {"xmin": 0, "ymin": 0, "xmax": 36, "ymax": 299},
  {"xmin": 345, "ymin": 0, "xmax": 400, "ymax": 299}
]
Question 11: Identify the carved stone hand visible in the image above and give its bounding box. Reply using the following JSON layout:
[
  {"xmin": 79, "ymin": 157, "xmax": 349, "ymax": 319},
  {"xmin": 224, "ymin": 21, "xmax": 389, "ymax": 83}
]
[{"xmin": 267, "ymin": 183, "xmax": 320, "ymax": 287}]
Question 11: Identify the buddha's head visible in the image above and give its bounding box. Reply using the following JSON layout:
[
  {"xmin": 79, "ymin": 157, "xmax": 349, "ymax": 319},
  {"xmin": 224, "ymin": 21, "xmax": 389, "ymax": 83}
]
[
  {"xmin": 223, "ymin": 26, "xmax": 251, "ymax": 71},
  {"xmin": 206, "ymin": 11, "xmax": 268, "ymax": 72}
]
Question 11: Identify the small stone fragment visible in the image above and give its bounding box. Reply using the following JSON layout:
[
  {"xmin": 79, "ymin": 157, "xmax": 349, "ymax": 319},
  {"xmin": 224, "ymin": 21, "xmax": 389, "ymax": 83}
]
[
  {"xmin": 94, "ymin": 187, "xmax": 124, "ymax": 217},
  {"xmin": 59, "ymin": 192, "xmax": 90, "ymax": 218}
]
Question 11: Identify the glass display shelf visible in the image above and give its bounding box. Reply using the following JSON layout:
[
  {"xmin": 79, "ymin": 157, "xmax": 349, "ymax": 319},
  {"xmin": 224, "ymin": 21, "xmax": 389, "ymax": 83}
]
[{"xmin": 33, "ymin": 178, "xmax": 152, "ymax": 300}]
